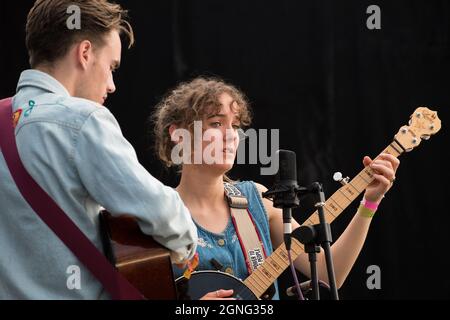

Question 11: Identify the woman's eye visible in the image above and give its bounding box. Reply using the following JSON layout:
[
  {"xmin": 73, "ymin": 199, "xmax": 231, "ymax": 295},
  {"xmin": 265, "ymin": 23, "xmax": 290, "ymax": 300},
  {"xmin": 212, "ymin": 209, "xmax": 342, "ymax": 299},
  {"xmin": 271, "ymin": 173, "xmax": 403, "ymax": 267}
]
[{"xmin": 209, "ymin": 122, "xmax": 240, "ymax": 129}]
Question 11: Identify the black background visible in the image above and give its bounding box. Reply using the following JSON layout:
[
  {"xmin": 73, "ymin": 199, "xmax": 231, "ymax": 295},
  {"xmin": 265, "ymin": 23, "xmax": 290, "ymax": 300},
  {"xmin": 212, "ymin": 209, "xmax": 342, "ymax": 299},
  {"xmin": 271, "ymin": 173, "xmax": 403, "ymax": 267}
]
[{"xmin": 1, "ymin": 0, "xmax": 449, "ymax": 299}]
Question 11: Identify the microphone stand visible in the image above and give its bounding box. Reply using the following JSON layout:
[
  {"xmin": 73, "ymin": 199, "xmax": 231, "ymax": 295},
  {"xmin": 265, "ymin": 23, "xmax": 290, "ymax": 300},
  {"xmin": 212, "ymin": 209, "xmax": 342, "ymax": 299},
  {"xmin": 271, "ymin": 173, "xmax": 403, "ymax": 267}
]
[
  {"xmin": 261, "ymin": 150, "xmax": 338, "ymax": 300},
  {"xmin": 263, "ymin": 184, "xmax": 300, "ymax": 251},
  {"xmin": 291, "ymin": 182, "xmax": 339, "ymax": 300}
]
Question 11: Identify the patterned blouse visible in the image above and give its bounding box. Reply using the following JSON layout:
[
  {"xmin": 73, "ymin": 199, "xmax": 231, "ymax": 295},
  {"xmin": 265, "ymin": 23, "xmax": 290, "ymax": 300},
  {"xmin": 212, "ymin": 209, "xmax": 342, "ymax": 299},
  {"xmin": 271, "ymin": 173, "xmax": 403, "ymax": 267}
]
[{"xmin": 173, "ymin": 180, "xmax": 280, "ymax": 299}]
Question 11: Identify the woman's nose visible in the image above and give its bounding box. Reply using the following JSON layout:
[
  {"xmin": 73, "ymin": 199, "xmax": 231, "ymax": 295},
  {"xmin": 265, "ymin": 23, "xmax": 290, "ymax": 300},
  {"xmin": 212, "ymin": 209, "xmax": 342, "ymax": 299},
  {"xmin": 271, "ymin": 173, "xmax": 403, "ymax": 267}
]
[{"xmin": 223, "ymin": 126, "xmax": 238, "ymax": 142}]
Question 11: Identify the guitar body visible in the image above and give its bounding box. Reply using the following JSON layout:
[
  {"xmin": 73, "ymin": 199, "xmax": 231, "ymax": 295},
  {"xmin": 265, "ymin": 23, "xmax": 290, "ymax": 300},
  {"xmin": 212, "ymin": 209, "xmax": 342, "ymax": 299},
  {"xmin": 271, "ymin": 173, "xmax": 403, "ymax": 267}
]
[
  {"xmin": 176, "ymin": 271, "xmax": 258, "ymax": 300},
  {"xmin": 99, "ymin": 211, "xmax": 177, "ymax": 299}
]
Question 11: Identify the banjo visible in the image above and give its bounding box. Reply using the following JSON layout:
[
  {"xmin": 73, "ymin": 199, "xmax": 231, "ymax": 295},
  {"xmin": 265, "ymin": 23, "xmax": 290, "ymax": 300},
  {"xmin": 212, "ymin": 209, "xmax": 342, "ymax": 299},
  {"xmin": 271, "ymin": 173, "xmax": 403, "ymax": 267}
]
[{"xmin": 174, "ymin": 107, "xmax": 441, "ymax": 300}]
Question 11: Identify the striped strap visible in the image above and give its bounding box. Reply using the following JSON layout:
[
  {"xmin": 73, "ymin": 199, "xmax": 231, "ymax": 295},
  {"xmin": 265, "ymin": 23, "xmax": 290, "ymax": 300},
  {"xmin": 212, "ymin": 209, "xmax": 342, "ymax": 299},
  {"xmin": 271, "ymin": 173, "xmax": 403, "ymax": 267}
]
[{"xmin": 224, "ymin": 182, "xmax": 267, "ymax": 273}]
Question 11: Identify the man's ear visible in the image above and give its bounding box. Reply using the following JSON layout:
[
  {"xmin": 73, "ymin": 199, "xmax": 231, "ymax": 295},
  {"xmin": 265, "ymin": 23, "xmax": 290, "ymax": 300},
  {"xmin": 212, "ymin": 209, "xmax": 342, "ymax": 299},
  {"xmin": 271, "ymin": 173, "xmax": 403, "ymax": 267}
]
[
  {"xmin": 169, "ymin": 124, "xmax": 182, "ymax": 143},
  {"xmin": 76, "ymin": 40, "xmax": 93, "ymax": 70}
]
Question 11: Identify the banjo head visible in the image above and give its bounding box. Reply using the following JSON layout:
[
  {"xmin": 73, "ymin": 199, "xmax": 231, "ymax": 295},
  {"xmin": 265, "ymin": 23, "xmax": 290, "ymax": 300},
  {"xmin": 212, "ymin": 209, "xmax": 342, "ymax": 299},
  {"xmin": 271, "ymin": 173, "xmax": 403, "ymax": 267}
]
[{"xmin": 176, "ymin": 271, "xmax": 258, "ymax": 300}]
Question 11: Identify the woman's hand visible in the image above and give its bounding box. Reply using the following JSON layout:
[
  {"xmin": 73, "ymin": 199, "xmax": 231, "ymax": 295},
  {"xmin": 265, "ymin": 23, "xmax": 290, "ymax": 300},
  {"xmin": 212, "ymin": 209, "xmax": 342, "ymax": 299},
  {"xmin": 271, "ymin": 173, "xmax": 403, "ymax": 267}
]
[
  {"xmin": 362, "ymin": 153, "xmax": 400, "ymax": 203},
  {"xmin": 200, "ymin": 289, "xmax": 235, "ymax": 300}
]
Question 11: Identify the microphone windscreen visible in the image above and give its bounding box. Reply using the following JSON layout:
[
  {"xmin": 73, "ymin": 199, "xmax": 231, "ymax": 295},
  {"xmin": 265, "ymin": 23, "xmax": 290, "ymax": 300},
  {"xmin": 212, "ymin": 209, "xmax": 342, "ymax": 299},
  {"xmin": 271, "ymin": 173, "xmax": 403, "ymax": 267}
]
[{"xmin": 276, "ymin": 149, "xmax": 297, "ymax": 185}]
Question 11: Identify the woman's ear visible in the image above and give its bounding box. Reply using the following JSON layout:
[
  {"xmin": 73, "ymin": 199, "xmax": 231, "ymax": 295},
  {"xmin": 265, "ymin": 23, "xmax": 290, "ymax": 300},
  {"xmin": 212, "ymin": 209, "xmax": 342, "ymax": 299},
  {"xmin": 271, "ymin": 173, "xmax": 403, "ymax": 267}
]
[{"xmin": 169, "ymin": 124, "xmax": 182, "ymax": 143}]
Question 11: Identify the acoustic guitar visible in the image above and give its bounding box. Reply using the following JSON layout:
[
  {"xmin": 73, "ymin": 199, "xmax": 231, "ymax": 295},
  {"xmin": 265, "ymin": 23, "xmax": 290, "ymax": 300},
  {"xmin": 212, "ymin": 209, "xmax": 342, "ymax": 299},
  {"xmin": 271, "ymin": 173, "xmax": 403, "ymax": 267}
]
[
  {"xmin": 99, "ymin": 211, "xmax": 177, "ymax": 299},
  {"xmin": 101, "ymin": 107, "xmax": 441, "ymax": 300}
]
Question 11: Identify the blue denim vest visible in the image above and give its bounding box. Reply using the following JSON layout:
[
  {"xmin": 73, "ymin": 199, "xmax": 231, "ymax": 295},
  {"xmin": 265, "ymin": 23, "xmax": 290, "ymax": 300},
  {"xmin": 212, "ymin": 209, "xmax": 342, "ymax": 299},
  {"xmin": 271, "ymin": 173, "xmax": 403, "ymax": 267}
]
[{"xmin": 173, "ymin": 180, "xmax": 280, "ymax": 299}]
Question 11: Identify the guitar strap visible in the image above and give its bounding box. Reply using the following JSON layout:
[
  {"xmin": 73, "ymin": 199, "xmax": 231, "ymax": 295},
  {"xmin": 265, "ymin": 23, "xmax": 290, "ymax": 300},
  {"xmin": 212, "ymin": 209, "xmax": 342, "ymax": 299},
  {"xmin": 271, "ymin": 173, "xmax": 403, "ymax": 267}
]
[
  {"xmin": 0, "ymin": 97, "xmax": 143, "ymax": 300},
  {"xmin": 224, "ymin": 182, "xmax": 268, "ymax": 274}
]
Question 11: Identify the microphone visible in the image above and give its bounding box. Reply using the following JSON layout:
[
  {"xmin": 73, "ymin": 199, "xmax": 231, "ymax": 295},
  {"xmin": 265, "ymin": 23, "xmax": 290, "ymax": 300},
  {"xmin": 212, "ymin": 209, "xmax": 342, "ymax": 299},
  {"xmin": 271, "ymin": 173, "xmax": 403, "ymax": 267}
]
[
  {"xmin": 262, "ymin": 150, "xmax": 302, "ymax": 207},
  {"xmin": 276, "ymin": 150, "xmax": 298, "ymax": 192},
  {"xmin": 262, "ymin": 150, "xmax": 300, "ymax": 250},
  {"xmin": 278, "ymin": 150, "xmax": 297, "ymax": 250}
]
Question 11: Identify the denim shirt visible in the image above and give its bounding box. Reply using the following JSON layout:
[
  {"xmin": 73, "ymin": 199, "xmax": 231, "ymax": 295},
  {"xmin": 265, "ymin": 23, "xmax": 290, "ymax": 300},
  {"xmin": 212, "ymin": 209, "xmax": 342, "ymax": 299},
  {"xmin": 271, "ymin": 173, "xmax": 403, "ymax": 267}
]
[
  {"xmin": 173, "ymin": 181, "xmax": 280, "ymax": 299},
  {"xmin": 0, "ymin": 70, "xmax": 197, "ymax": 299}
]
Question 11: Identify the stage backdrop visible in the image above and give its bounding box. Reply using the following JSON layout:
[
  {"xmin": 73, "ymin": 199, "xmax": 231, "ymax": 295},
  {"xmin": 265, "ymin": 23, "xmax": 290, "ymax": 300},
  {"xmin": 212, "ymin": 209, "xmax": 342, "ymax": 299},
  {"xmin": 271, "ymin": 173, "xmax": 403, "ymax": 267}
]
[{"xmin": 1, "ymin": 0, "xmax": 449, "ymax": 299}]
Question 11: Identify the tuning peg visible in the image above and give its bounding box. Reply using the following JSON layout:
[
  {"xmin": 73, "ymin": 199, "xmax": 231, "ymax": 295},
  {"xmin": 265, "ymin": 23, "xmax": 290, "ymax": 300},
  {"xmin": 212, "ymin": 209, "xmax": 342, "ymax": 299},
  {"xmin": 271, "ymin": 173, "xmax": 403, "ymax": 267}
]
[
  {"xmin": 422, "ymin": 135, "xmax": 430, "ymax": 140},
  {"xmin": 333, "ymin": 172, "xmax": 350, "ymax": 186}
]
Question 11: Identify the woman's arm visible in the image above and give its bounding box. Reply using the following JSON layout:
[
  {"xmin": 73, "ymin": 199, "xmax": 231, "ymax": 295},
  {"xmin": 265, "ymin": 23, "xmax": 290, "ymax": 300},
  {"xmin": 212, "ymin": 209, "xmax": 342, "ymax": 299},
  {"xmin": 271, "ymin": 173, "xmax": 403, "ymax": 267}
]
[{"xmin": 255, "ymin": 153, "xmax": 400, "ymax": 288}]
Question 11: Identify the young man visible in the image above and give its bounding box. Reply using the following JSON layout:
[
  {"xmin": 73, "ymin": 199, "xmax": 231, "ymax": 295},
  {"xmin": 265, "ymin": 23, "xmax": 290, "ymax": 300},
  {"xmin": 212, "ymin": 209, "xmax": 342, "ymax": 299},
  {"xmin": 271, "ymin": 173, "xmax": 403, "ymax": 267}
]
[{"xmin": 0, "ymin": 0, "xmax": 197, "ymax": 299}]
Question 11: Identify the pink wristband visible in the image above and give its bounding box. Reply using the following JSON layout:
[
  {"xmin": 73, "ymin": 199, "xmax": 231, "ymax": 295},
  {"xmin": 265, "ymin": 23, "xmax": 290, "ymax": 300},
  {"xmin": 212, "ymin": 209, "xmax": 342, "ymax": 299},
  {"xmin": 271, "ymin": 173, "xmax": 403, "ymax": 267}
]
[{"xmin": 361, "ymin": 198, "xmax": 379, "ymax": 211}]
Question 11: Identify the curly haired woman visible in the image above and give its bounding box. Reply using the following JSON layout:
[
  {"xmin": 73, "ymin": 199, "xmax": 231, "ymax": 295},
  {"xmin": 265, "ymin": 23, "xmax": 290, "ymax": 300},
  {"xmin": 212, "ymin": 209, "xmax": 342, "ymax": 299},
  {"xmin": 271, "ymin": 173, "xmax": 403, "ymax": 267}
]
[{"xmin": 152, "ymin": 77, "xmax": 399, "ymax": 300}]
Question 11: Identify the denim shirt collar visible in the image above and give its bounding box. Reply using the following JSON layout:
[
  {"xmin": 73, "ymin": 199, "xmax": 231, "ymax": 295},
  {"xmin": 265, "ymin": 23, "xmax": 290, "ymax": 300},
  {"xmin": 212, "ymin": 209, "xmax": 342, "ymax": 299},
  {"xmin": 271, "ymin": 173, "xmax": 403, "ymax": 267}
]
[{"xmin": 16, "ymin": 69, "xmax": 71, "ymax": 97}]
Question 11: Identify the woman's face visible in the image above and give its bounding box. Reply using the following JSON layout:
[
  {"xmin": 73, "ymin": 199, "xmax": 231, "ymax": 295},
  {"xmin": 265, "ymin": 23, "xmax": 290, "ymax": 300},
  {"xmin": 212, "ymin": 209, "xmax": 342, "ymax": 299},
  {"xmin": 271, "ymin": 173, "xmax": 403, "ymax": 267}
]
[{"xmin": 197, "ymin": 92, "xmax": 241, "ymax": 173}]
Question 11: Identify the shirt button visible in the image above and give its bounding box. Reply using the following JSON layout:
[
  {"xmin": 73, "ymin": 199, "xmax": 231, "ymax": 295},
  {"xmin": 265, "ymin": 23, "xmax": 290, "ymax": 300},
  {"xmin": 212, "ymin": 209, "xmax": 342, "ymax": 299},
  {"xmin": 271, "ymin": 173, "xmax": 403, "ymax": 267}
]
[
  {"xmin": 225, "ymin": 267, "xmax": 234, "ymax": 275},
  {"xmin": 217, "ymin": 239, "xmax": 225, "ymax": 246}
]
